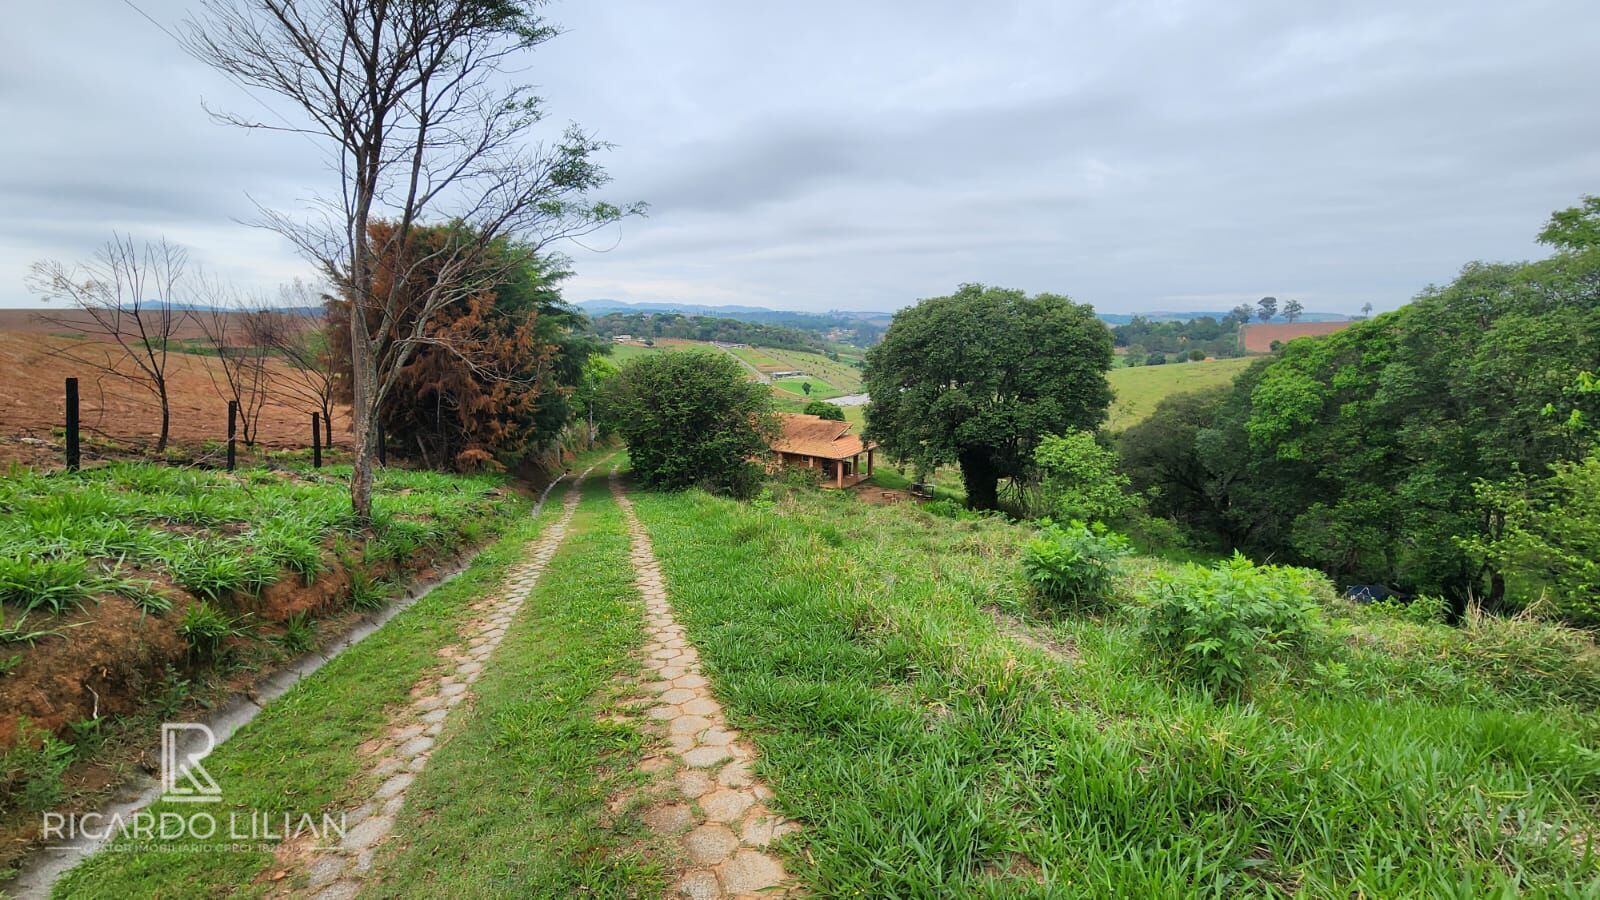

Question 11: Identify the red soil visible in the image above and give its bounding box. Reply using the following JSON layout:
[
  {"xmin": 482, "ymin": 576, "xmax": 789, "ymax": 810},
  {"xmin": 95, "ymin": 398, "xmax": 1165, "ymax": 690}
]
[
  {"xmin": 1239, "ymin": 321, "xmax": 1354, "ymax": 353},
  {"xmin": 0, "ymin": 326, "xmax": 351, "ymax": 468}
]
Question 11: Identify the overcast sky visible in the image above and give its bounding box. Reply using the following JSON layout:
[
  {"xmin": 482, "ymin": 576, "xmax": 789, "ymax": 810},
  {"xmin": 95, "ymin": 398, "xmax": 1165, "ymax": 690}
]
[{"xmin": 2, "ymin": 1, "xmax": 1596, "ymax": 315}]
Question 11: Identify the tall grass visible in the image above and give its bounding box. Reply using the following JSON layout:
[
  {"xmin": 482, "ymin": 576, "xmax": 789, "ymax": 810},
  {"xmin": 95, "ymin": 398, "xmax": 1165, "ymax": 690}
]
[{"xmin": 633, "ymin": 485, "xmax": 1600, "ymax": 896}]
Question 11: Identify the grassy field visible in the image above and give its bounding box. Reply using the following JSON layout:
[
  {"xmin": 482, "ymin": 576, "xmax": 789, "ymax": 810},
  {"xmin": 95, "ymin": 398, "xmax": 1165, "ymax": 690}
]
[
  {"xmin": 632, "ymin": 485, "xmax": 1600, "ymax": 896},
  {"xmin": 756, "ymin": 348, "xmax": 864, "ymax": 393},
  {"xmin": 39, "ymin": 454, "xmax": 1600, "ymax": 896},
  {"xmin": 1106, "ymin": 356, "xmax": 1254, "ymax": 430},
  {"xmin": 773, "ymin": 376, "xmax": 843, "ymax": 400}
]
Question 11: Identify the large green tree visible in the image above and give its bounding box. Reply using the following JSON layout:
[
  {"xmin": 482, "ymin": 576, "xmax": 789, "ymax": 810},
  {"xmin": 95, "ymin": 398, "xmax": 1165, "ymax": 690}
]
[
  {"xmin": 863, "ymin": 284, "xmax": 1113, "ymax": 510},
  {"xmin": 602, "ymin": 351, "xmax": 775, "ymax": 497}
]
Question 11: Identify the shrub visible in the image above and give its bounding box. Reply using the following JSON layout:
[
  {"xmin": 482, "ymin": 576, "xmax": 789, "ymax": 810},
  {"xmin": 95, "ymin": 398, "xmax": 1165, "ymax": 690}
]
[
  {"xmin": 1020, "ymin": 520, "xmax": 1130, "ymax": 612},
  {"xmin": 803, "ymin": 400, "xmax": 846, "ymax": 421},
  {"xmin": 602, "ymin": 350, "xmax": 775, "ymax": 498},
  {"xmin": 923, "ymin": 498, "xmax": 970, "ymax": 520},
  {"xmin": 1140, "ymin": 553, "xmax": 1326, "ymax": 694},
  {"xmin": 1363, "ymin": 592, "xmax": 1450, "ymax": 625},
  {"xmin": 1032, "ymin": 431, "xmax": 1135, "ymax": 524}
]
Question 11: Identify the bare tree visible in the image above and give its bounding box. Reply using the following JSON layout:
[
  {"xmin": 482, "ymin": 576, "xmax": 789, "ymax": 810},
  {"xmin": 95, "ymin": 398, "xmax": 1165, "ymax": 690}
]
[
  {"xmin": 181, "ymin": 0, "xmax": 643, "ymax": 524},
  {"xmin": 189, "ymin": 275, "xmax": 273, "ymax": 447},
  {"xmin": 256, "ymin": 280, "xmax": 339, "ymax": 444},
  {"xmin": 27, "ymin": 235, "xmax": 189, "ymax": 452}
]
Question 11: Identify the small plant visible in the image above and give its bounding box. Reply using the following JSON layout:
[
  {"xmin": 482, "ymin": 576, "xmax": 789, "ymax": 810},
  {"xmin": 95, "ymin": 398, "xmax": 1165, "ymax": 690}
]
[
  {"xmin": 275, "ymin": 611, "xmax": 317, "ymax": 655},
  {"xmin": 180, "ymin": 601, "xmax": 240, "ymax": 660},
  {"xmin": 349, "ymin": 569, "xmax": 395, "ymax": 611},
  {"xmin": 116, "ymin": 580, "xmax": 174, "ymax": 615},
  {"xmin": 253, "ymin": 520, "xmax": 325, "ymax": 582},
  {"xmin": 1140, "ymin": 553, "xmax": 1327, "ymax": 694},
  {"xmin": 0, "ymin": 719, "xmax": 75, "ymax": 814},
  {"xmin": 0, "ymin": 554, "xmax": 108, "ymax": 614},
  {"xmin": 151, "ymin": 669, "xmax": 191, "ymax": 720},
  {"xmin": 0, "ymin": 607, "xmax": 81, "ymax": 646},
  {"xmin": 1020, "ymin": 520, "xmax": 1131, "ymax": 612},
  {"xmin": 167, "ymin": 542, "xmax": 276, "ymax": 600},
  {"xmin": 923, "ymin": 498, "xmax": 974, "ymax": 520}
]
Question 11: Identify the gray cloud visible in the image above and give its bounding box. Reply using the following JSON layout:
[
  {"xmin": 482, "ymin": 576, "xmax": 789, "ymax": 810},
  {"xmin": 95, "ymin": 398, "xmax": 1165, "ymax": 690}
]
[{"xmin": 2, "ymin": 0, "xmax": 1595, "ymax": 314}]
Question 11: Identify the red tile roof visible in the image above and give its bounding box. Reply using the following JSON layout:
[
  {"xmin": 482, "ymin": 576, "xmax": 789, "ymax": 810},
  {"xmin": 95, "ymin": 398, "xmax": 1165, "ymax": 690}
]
[{"xmin": 771, "ymin": 413, "xmax": 875, "ymax": 460}]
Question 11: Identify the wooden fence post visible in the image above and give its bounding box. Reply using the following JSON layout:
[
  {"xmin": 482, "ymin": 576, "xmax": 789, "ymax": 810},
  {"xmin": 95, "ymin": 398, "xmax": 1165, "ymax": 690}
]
[
  {"xmin": 227, "ymin": 400, "xmax": 238, "ymax": 471},
  {"xmin": 312, "ymin": 413, "xmax": 322, "ymax": 469},
  {"xmin": 65, "ymin": 377, "xmax": 80, "ymax": 472},
  {"xmin": 323, "ymin": 411, "xmax": 333, "ymax": 449}
]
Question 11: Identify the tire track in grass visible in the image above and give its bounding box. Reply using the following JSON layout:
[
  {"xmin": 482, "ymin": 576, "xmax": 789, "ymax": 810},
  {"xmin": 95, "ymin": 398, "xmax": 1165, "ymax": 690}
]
[
  {"xmin": 609, "ymin": 471, "xmax": 801, "ymax": 899},
  {"xmin": 281, "ymin": 460, "xmax": 605, "ymax": 899},
  {"xmin": 361, "ymin": 461, "xmax": 673, "ymax": 896}
]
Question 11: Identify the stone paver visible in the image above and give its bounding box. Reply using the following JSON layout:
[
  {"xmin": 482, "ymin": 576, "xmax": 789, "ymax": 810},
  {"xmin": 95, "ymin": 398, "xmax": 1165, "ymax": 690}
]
[
  {"xmin": 270, "ymin": 461, "xmax": 605, "ymax": 897},
  {"xmin": 609, "ymin": 473, "xmax": 801, "ymax": 898}
]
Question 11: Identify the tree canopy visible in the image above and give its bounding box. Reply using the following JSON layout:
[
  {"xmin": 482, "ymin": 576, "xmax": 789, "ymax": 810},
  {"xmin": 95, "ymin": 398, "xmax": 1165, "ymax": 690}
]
[
  {"xmin": 864, "ymin": 284, "xmax": 1112, "ymax": 510},
  {"xmin": 330, "ymin": 223, "xmax": 598, "ymax": 472},
  {"xmin": 1122, "ymin": 206, "xmax": 1600, "ymax": 612}
]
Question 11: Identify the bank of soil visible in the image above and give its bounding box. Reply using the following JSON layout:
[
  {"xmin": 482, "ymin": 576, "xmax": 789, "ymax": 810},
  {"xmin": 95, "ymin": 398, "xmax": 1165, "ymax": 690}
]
[{"xmin": 0, "ymin": 514, "xmax": 510, "ymax": 878}]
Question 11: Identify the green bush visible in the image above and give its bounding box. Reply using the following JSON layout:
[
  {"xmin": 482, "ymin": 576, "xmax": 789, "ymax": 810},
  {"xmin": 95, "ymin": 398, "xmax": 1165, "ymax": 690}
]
[
  {"xmin": 1020, "ymin": 520, "xmax": 1130, "ymax": 611},
  {"xmin": 923, "ymin": 498, "xmax": 974, "ymax": 520},
  {"xmin": 602, "ymin": 350, "xmax": 775, "ymax": 498},
  {"xmin": 1032, "ymin": 431, "xmax": 1135, "ymax": 524},
  {"xmin": 1140, "ymin": 553, "xmax": 1326, "ymax": 693},
  {"xmin": 802, "ymin": 400, "xmax": 846, "ymax": 421}
]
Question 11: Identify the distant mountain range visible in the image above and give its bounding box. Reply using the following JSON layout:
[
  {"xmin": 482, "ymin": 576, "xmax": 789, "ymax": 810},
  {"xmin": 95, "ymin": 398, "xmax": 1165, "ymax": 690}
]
[{"xmin": 579, "ymin": 299, "xmax": 1349, "ymax": 326}]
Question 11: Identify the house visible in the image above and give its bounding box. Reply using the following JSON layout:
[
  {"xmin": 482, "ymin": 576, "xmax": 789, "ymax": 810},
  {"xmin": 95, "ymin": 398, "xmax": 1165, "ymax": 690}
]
[
  {"xmin": 770, "ymin": 413, "xmax": 877, "ymax": 488},
  {"xmin": 611, "ymin": 334, "xmax": 634, "ymax": 343},
  {"xmin": 769, "ymin": 370, "xmax": 805, "ymax": 379}
]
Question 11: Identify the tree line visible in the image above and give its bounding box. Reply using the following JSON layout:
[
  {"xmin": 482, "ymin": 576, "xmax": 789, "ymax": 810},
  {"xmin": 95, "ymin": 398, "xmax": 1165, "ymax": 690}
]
[
  {"xmin": 588, "ymin": 312, "xmax": 827, "ymax": 353},
  {"xmin": 1121, "ymin": 198, "xmax": 1600, "ymax": 622}
]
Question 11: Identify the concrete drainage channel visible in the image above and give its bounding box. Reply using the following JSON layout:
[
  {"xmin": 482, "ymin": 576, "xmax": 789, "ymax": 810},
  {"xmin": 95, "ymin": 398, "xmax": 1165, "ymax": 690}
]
[{"xmin": 2, "ymin": 473, "xmax": 572, "ymax": 900}]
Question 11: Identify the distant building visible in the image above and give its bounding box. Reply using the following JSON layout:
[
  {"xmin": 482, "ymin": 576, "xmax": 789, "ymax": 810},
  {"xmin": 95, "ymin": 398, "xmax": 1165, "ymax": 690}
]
[
  {"xmin": 611, "ymin": 334, "xmax": 634, "ymax": 343},
  {"xmin": 769, "ymin": 370, "xmax": 805, "ymax": 379},
  {"xmin": 769, "ymin": 413, "xmax": 877, "ymax": 488}
]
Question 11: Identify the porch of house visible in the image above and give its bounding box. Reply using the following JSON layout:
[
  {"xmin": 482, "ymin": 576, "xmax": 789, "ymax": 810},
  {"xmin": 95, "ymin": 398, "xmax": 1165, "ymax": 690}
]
[{"xmin": 775, "ymin": 448, "xmax": 874, "ymax": 489}]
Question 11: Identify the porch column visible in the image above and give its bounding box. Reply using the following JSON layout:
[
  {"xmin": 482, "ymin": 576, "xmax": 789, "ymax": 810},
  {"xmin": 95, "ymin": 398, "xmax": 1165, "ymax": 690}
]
[{"xmin": 836, "ymin": 459, "xmax": 844, "ymax": 488}]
